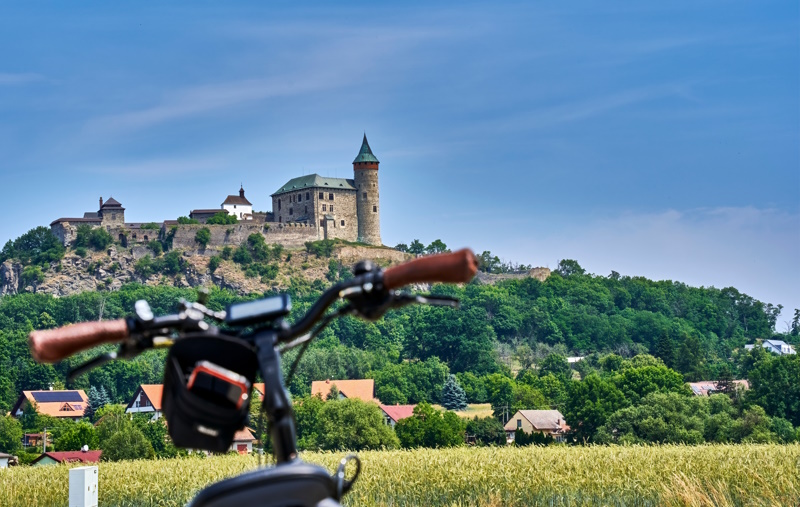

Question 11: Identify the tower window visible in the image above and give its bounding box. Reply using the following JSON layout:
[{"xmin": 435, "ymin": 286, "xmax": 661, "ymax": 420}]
[
  {"xmin": 373, "ymin": 206, "xmax": 377, "ymax": 212},
  {"xmin": 306, "ymin": 192, "xmax": 310, "ymax": 200},
  {"xmin": 279, "ymin": 216, "xmax": 282, "ymax": 222},
  {"xmin": 330, "ymin": 205, "xmax": 334, "ymax": 212},
  {"xmin": 289, "ymin": 208, "xmax": 293, "ymax": 215},
  {"xmin": 319, "ymin": 192, "xmax": 324, "ymax": 199},
  {"xmin": 305, "ymin": 206, "xmax": 308, "ymax": 214},
  {"xmin": 322, "ymin": 204, "xmax": 327, "ymax": 211},
  {"xmin": 362, "ymin": 192, "xmax": 367, "ymax": 199},
  {"xmin": 340, "ymin": 220, "xmax": 345, "ymax": 226},
  {"xmin": 278, "ymin": 200, "xmax": 281, "ymax": 210},
  {"xmin": 329, "ymin": 193, "xmax": 334, "ymax": 200}
]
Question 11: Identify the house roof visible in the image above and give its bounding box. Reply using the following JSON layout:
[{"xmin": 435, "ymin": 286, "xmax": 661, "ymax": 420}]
[
  {"xmin": 32, "ymin": 450, "xmax": 102, "ymax": 464},
  {"xmin": 11, "ymin": 390, "xmax": 88, "ymax": 418},
  {"xmin": 688, "ymin": 380, "xmax": 750, "ymax": 396},
  {"xmin": 379, "ymin": 404, "xmax": 416, "ymax": 423},
  {"xmin": 272, "ymin": 175, "xmax": 356, "ymax": 196},
  {"xmin": 50, "ymin": 217, "xmax": 103, "ymax": 226},
  {"xmin": 310, "ymin": 379, "xmax": 376, "ymax": 402},
  {"xmin": 353, "ymin": 134, "xmax": 379, "ymax": 164},
  {"xmin": 126, "ymin": 384, "xmax": 164, "ymax": 411},
  {"xmin": 504, "ymin": 410, "xmax": 568, "ymax": 432},
  {"xmin": 253, "ymin": 383, "xmax": 265, "ymax": 401},
  {"xmin": 0, "ymin": 452, "xmax": 12, "ymax": 459},
  {"xmin": 222, "ymin": 195, "xmax": 252, "ymax": 206},
  {"xmin": 190, "ymin": 209, "xmax": 224, "ymax": 215},
  {"xmin": 233, "ymin": 428, "xmax": 256, "ymax": 442}
]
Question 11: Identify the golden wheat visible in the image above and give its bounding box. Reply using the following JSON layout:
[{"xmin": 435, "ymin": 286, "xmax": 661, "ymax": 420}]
[{"xmin": 1, "ymin": 444, "xmax": 798, "ymax": 506}]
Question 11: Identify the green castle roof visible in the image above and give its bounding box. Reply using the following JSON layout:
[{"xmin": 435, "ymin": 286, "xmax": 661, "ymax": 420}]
[
  {"xmin": 272, "ymin": 174, "xmax": 356, "ymax": 196},
  {"xmin": 352, "ymin": 134, "xmax": 379, "ymax": 164}
]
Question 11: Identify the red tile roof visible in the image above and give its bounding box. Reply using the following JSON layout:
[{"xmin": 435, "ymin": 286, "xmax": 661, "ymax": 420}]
[
  {"xmin": 126, "ymin": 384, "xmax": 164, "ymax": 411},
  {"xmin": 32, "ymin": 450, "xmax": 102, "ymax": 464},
  {"xmin": 222, "ymin": 195, "xmax": 252, "ymax": 206},
  {"xmin": 311, "ymin": 379, "xmax": 375, "ymax": 402},
  {"xmin": 379, "ymin": 404, "xmax": 416, "ymax": 423},
  {"xmin": 233, "ymin": 428, "xmax": 255, "ymax": 442}
]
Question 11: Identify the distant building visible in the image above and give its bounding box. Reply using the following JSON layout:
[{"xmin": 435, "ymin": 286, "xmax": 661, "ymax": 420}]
[
  {"xmin": 11, "ymin": 390, "xmax": 89, "ymax": 421},
  {"xmin": 688, "ymin": 380, "xmax": 749, "ymax": 396},
  {"xmin": 310, "ymin": 379, "xmax": 376, "ymax": 403},
  {"xmin": 31, "ymin": 449, "xmax": 101, "ymax": 467},
  {"xmin": 745, "ymin": 340, "xmax": 796, "ymax": 356},
  {"xmin": 231, "ymin": 428, "xmax": 256, "ymax": 454},
  {"xmin": 222, "ymin": 186, "xmax": 253, "ymax": 220},
  {"xmin": 379, "ymin": 404, "xmax": 416, "ymax": 428},
  {"xmin": 503, "ymin": 410, "xmax": 569, "ymax": 443},
  {"xmin": 0, "ymin": 453, "xmax": 12, "ymax": 469},
  {"xmin": 125, "ymin": 384, "xmax": 163, "ymax": 420}
]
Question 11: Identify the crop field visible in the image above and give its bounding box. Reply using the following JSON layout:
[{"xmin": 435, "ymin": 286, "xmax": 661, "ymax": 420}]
[{"xmin": 2, "ymin": 444, "xmax": 798, "ymax": 507}]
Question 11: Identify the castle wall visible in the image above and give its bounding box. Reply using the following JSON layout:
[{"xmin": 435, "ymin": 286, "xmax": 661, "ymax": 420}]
[
  {"xmin": 273, "ymin": 188, "xmax": 358, "ymax": 242},
  {"xmin": 169, "ymin": 222, "xmax": 320, "ymax": 254}
]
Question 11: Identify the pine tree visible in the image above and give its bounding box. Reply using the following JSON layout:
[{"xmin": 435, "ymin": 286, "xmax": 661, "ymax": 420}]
[
  {"xmin": 441, "ymin": 374, "xmax": 468, "ymax": 411},
  {"xmin": 715, "ymin": 366, "xmax": 735, "ymax": 397},
  {"xmin": 326, "ymin": 385, "xmax": 340, "ymax": 401},
  {"xmin": 654, "ymin": 331, "xmax": 675, "ymax": 368},
  {"xmin": 98, "ymin": 386, "xmax": 111, "ymax": 408},
  {"xmin": 85, "ymin": 386, "xmax": 100, "ymax": 421}
]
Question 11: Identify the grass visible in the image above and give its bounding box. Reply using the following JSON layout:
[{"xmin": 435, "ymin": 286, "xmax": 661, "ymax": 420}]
[
  {"xmin": 1, "ymin": 444, "xmax": 798, "ymax": 506},
  {"xmin": 432, "ymin": 403, "xmax": 494, "ymax": 419}
]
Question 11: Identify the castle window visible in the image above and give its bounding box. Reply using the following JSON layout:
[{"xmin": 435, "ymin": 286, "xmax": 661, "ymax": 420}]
[
  {"xmin": 340, "ymin": 220, "xmax": 345, "ymax": 226},
  {"xmin": 305, "ymin": 206, "xmax": 308, "ymax": 214},
  {"xmin": 306, "ymin": 192, "xmax": 310, "ymax": 200},
  {"xmin": 319, "ymin": 192, "xmax": 324, "ymax": 199},
  {"xmin": 329, "ymin": 193, "xmax": 334, "ymax": 200},
  {"xmin": 112, "ymin": 213, "xmax": 117, "ymax": 220},
  {"xmin": 330, "ymin": 205, "xmax": 334, "ymax": 212},
  {"xmin": 320, "ymin": 220, "xmax": 324, "ymax": 227},
  {"xmin": 298, "ymin": 194, "xmax": 302, "ymax": 202},
  {"xmin": 322, "ymin": 204, "xmax": 327, "ymax": 212},
  {"xmin": 143, "ymin": 235, "xmax": 149, "ymax": 241},
  {"xmin": 289, "ymin": 208, "xmax": 293, "ymax": 215},
  {"xmin": 278, "ymin": 200, "xmax": 281, "ymax": 210},
  {"xmin": 373, "ymin": 206, "xmax": 377, "ymax": 213},
  {"xmin": 362, "ymin": 192, "xmax": 367, "ymax": 199},
  {"xmin": 279, "ymin": 216, "xmax": 282, "ymax": 222}
]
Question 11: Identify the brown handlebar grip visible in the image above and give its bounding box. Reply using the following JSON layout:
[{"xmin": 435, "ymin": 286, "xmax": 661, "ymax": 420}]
[
  {"xmin": 383, "ymin": 248, "xmax": 479, "ymax": 290},
  {"xmin": 29, "ymin": 319, "xmax": 130, "ymax": 363}
]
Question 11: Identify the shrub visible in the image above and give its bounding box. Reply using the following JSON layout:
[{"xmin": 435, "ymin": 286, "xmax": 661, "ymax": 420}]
[
  {"xmin": 140, "ymin": 222, "xmax": 160, "ymax": 230},
  {"xmin": 195, "ymin": 228, "xmax": 211, "ymax": 248},
  {"xmin": 232, "ymin": 245, "xmax": 252, "ymax": 265},
  {"xmin": 75, "ymin": 247, "xmax": 88, "ymax": 258},
  {"xmin": 76, "ymin": 226, "xmax": 113, "ymax": 251},
  {"xmin": 221, "ymin": 246, "xmax": 233, "ymax": 260},
  {"xmin": 134, "ymin": 257, "xmax": 154, "ymax": 278},
  {"xmin": 305, "ymin": 239, "xmax": 335, "ymax": 258},
  {"xmin": 208, "ymin": 256, "xmax": 221, "ymax": 273},
  {"xmin": 157, "ymin": 251, "xmax": 183, "ymax": 275},
  {"xmin": 206, "ymin": 212, "xmax": 237, "ymax": 225},
  {"xmin": 21, "ymin": 266, "xmax": 45, "ymax": 287},
  {"xmin": 148, "ymin": 240, "xmax": 163, "ymax": 256},
  {"xmin": 177, "ymin": 216, "xmax": 200, "ymax": 225}
]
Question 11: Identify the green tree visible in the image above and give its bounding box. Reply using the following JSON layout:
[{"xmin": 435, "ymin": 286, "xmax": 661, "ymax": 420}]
[
  {"xmin": 595, "ymin": 392, "xmax": 707, "ymax": 444},
  {"xmin": 675, "ymin": 333, "xmax": 706, "ymax": 381},
  {"xmin": 55, "ymin": 421, "xmax": 98, "ymax": 451},
  {"xmin": 394, "ymin": 243, "xmax": 409, "ymax": 253},
  {"xmin": 177, "ymin": 216, "xmax": 200, "ymax": 224},
  {"xmin": 564, "ymin": 374, "xmax": 628, "ymax": 443},
  {"xmin": 395, "ymin": 402, "xmax": 465, "ymax": 448},
  {"xmin": 195, "ymin": 228, "xmax": 211, "ymax": 248},
  {"xmin": 316, "ymin": 398, "xmax": 399, "ymax": 451},
  {"xmin": 747, "ymin": 353, "xmax": 800, "ymax": 426},
  {"xmin": 654, "ymin": 330, "xmax": 675, "ymax": 368},
  {"xmin": 408, "ymin": 239, "xmax": 425, "ymax": 255},
  {"xmin": 611, "ymin": 365, "xmax": 690, "ymax": 404},
  {"xmin": 555, "ymin": 259, "xmax": 585, "ymax": 277},
  {"xmin": 294, "ymin": 395, "xmax": 325, "ymax": 450},
  {"xmin": 208, "ymin": 256, "xmax": 222, "ymax": 272},
  {"xmin": 465, "ymin": 416, "xmax": 506, "ymax": 446},
  {"xmin": 441, "ymin": 374, "xmax": 468, "ymax": 411},
  {"xmin": 425, "ymin": 239, "xmax": 449, "ymax": 255},
  {"xmin": 101, "ymin": 425, "xmax": 156, "ymax": 461},
  {"xmin": 539, "ymin": 353, "xmax": 572, "ymax": 382},
  {"xmin": 0, "ymin": 226, "xmax": 65, "ymax": 266},
  {"xmin": 0, "ymin": 415, "xmax": 23, "ymax": 454},
  {"xmin": 206, "ymin": 212, "xmax": 237, "ymax": 225}
]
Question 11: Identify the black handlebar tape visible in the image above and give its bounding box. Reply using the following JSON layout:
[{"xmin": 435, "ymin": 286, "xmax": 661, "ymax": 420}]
[
  {"xmin": 29, "ymin": 319, "xmax": 130, "ymax": 363},
  {"xmin": 382, "ymin": 248, "xmax": 478, "ymax": 290}
]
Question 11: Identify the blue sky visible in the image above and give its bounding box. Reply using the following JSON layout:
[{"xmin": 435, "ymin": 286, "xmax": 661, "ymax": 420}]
[{"xmin": 1, "ymin": 2, "xmax": 798, "ymax": 324}]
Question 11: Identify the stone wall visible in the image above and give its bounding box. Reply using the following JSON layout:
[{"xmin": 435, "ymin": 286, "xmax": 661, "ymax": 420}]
[
  {"xmin": 272, "ymin": 187, "xmax": 358, "ymax": 242},
  {"xmin": 169, "ymin": 222, "xmax": 320, "ymax": 254}
]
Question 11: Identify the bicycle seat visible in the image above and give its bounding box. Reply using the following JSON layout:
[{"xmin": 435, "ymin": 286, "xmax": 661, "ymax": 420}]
[{"xmin": 186, "ymin": 460, "xmax": 339, "ymax": 507}]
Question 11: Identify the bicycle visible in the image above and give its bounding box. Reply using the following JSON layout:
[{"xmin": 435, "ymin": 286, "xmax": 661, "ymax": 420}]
[{"xmin": 29, "ymin": 249, "xmax": 478, "ymax": 507}]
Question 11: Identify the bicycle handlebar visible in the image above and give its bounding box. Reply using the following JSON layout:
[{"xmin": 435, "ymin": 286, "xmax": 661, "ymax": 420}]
[
  {"xmin": 29, "ymin": 319, "xmax": 130, "ymax": 364},
  {"xmin": 382, "ymin": 248, "xmax": 478, "ymax": 289}
]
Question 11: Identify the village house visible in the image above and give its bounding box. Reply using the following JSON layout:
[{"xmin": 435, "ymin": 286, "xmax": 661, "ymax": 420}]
[
  {"xmin": 0, "ymin": 452, "xmax": 12, "ymax": 469},
  {"xmin": 11, "ymin": 390, "xmax": 88, "ymax": 421},
  {"xmin": 503, "ymin": 410, "xmax": 569, "ymax": 443},
  {"xmin": 31, "ymin": 449, "xmax": 102, "ymax": 467},
  {"xmin": 125, "ymin": 384, "xmax": 163, "ymax": 420},
  {"xmin": 310, "ymin": 379, "xmax": 377, "ymax": 402},
  {"xmin": 379, "ymin": 404, "xmax": 416, "ymax": 429},
  {"xmin": 745, "ymin": 340, "xmax": 796, "ymax": 356},
  {"xmin": 231, "ymin": 428, "xmax": 256, "ymax": 454},
  {"xmin": 688, "ymin": 380, "xmax": 750, "ymax": 396}
]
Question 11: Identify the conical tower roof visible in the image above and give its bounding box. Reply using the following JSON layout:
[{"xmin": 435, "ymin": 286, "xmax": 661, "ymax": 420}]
[{"xmin": 353, "ymin": 134, "xmax": 379, "ymax": 164}]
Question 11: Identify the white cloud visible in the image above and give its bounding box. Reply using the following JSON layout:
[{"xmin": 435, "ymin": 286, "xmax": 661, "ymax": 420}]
[{"xmin": 0, "ymin": 73, "xmax": 43, "ymax": 85}]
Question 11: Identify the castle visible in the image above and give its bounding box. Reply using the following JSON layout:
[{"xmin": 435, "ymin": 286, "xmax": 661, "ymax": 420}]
[{"xmin": 50, "ymin": 136, "xmax": 383, "ymax": 249}]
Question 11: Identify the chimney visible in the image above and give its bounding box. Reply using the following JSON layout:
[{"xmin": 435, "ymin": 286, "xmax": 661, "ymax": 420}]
[{"xmin": 99, "ymin": 197, "xmax": 103, "ymax": 208}]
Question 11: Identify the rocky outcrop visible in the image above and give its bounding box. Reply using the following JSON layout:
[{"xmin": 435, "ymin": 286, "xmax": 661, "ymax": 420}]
[{"xmin": 0, "ymin": 260, "xmax": 21, "ymax": 296}]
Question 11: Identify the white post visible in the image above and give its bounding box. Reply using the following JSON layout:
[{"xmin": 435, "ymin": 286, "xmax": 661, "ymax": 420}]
[{"xmin": 69, "ymin": 466, "xmax": 98, "ymax": 507}]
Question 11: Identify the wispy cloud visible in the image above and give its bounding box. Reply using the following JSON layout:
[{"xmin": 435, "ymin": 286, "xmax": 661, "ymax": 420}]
[{"xmin": 0, "ymin": 72, "xmax": 43, "ymax": 85}]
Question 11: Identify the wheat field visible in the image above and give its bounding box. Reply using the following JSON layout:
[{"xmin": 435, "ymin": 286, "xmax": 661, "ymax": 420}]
[{"xmin": 1, "ymin": 444, "xmax": 798, "ymax": 507}]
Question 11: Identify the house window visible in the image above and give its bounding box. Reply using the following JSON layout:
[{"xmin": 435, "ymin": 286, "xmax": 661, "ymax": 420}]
[
  {"xmin": 329, "ymin": 205, "xmax": 334, "ymax": 212},
  {"xmin": 329, "ymin": 193, "xmax": 334, "ymax": 200},
  {"xmin": 289, "ymin": 208, "xmax": 293, "ymax": 215},
  {"xmin": 234, "ymin": 204, "xmax": 237, "ymax": 208},
  {"xmin": 322, "ymin": 204, "xmax": 327, "ymax": 211},
  {"xmin": 373, "ymin": 206, "xmax": 377, "ymax": 212},
  {"xmin": 319, "ymin": 192, "xmax": 324, "ymax": 199},
  {"xmin": 340, "ymin": 220, "xmax": 345, "ymax": 226},
  {"xmin": 517, "ymin": 420, "xmax": 522, "ymax": 429},
  {"xmin": 362, "ymin": 192, "xmax": 367, "ymax": 199},
  {"xmin": 306, "ymin": 192, "xmax": 310, "ymax": 200}
]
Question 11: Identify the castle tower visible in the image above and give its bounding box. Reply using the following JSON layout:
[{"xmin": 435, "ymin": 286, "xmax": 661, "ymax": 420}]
[{"xmin": 353, "ymin": 134, "xmax": 381, "ymax": 245}]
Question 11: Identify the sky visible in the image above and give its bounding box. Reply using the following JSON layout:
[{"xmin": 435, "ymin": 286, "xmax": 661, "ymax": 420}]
[{"xmin": 1, "ymin": 1, "xmax": 798, "ymax": 326}]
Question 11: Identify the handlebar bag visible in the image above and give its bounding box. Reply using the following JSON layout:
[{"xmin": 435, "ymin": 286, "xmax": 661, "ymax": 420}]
[{"xmin": 162, "ymin": 333, "xmax": 259, "ymax": 453}]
